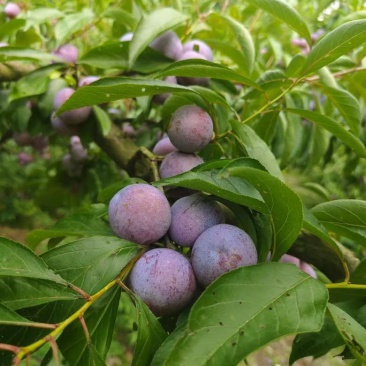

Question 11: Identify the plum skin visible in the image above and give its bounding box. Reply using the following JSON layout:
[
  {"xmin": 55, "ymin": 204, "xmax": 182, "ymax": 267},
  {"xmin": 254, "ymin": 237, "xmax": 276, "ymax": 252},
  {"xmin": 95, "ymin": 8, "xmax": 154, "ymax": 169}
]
[
  {"xmin": 129, "ymin": 248, "xmax": 197, "ymax": 316},
  {"xmin": 168, "ymin": 105, "xmax": 213, "ymax": 153},
  {"xmin": 169, "ymin": 193, "xmax": 225, "ymax": 247},
  {"xmin": 183, "ymin": 39, "xmax": 213, "ymax": 61},
  {"xmin": 108, "ymin": 184, "xmax": 171, "ymax": 245},
  {"xmin": 150, "ymin": 31, "xmax": 183, "ymax": 60},
  {"xmin": 191, "ymin": 224, "xmax": 258, "ymax": 287},
  {"xmin": 152, "ymin": 136, "xmax": 177, "ymax": 156},
  {"xmin": 159, "ymin": 151, "xmax": 203, "ymax": 179}
]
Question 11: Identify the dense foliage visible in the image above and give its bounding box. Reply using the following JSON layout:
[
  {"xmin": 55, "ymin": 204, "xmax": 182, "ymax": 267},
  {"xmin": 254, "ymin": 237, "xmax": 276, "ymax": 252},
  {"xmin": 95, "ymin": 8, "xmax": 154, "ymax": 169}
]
[{"xmin": 0, "ymin": 0, "xmax": 366, "ymax": 365}]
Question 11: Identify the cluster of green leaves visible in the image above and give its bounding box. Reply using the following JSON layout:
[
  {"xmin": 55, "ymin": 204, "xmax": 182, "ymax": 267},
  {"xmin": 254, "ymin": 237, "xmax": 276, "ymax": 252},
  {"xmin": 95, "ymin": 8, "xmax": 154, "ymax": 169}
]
[{"xmin": 1, "ymin": 0, "xmax": 366, "ymax": 365}]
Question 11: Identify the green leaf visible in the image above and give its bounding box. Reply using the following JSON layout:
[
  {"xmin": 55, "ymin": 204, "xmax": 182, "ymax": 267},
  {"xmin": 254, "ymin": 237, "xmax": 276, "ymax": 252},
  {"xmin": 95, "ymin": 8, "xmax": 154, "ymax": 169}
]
[
  {"xmin": 154, "ymin": 160, "xmax": 267, "ymax": 214},
  {"xmin": 318, "ymin": 84, "xmax": 361, "ymax": 136},
  {"xmin": 129, "ymin": 8, "xmax": 187, "ymax": 66},
  {"xmin": 41, "ymin": 236, "xmax": 139, "ymax": 293},
  {"xmin": 0, "ymin": 303, "xmax": 35, "ymax": 327},
  {"xmin": 0, "ymin": 19, "xmax": 26, "ymax": 38},
  {"xmin": 301, "ymin": 20, "xmax": 366, "ymax": 76},
  {"xmin": 311, "ymin": 200, "xmax": 366, "ymax": 247},
  {"xmin": 0, "ymin": 47, "xmax": 61, "ymax": 62},
  {"xmin": 132, "ymin": 296, "xmax": 168, "ymax": 366},
  {"xmin": 93, "ymin": 106, "xmax": 112, "ymax": 137},
  {"xmin": 244, "ymin": 0, "xmax": 311, "ymax": 44},
  {"xmin": 285, "ymin": 109, "xmax": 366, "ymax": 158},
  {"xmin": 289, "ymin": 312, "xmax": 344, "ymax": 365},
  {"xmin": 26, "ymin": 204, "xmax": 114, "ymax": 248},
  {"xmin": 9, "ymin": 63, "xmax": 63, "ymax": 101},
  {"xmin": 155, "ymin": 59, "xmax": 259, "ymax": 89},
  {"xmin": 80, "ymin": 42, "xmax": 172, "ymax": 73},
  {"xmin": 328, "ymin": 303, "xmax": 366, "ymax": 362},
  {"xmin": 207, "ymin": 14, "xmax": 255, "ymax": 75},
  {"xmin": 26, "ymin": 8, "xmax": 64, "ymax": 26},
  {"xmin": 55, "ymin": 9, "xmax": 95, "ymax": 44},
  {"xmin": 286, "ymin": 54, "xmax": 306, "ymax": 78},
  {"xmin": 231, "ymin": 121, "xmax": 283, "ymax": 180},
  {"xmin": 154, "ymin": 263, "xmax": 328, "ymax": 366},
  {"xmin": 102, "ymin": 8, "xmax": 138, "ymax": 29},
  {"xmin": 56, "ymin": 78, "xmax": 191, "ymax": 113},
  {"xmin": 58, "ymin": 287, "xmax": 120, "ymax": 366},
  {"xmin": 0, "ymin": 238, "xmax": 76, "ymax": 310},
  {"xmin": 227, "ymin": 166, "xmax": 303, "ymax": 260}
]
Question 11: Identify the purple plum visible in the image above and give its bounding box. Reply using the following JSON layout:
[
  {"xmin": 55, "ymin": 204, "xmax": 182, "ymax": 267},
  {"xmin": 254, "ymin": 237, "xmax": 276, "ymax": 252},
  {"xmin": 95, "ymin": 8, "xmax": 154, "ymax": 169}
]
[
  {"xmin": 150, "ymin": 31, "xmax": 183, "ymax": 60},
  {"xmin": 191, "ymin": 224, "xmax": 258, "ymax": 287},
  {"xmin": 129, "ymin": 248, "xmax": 197, "ymax": 316},
  {"xmin": 159, "ymin": 151, "xmax": 203, "ymax": 179},
  {"xmin": 108, "ymin": 184, "xmax": 171, "ymax": 245},
  {"xmin": 183, "ymin": 39, "xmax": 213, "ymax": 61},
  {"xmin": 152, "ymin": 136, "xmax": 178, "ymax": 156}
]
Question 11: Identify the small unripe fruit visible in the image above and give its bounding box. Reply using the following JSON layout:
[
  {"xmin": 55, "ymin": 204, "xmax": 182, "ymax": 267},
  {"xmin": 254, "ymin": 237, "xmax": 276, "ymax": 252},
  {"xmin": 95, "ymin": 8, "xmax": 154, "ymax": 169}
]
[
  {"xmin": 300, "ymin": 262, "xmax": 317, "ymax": 278},
  {"xmin": 150, "ymin": 31, "xmax": 183, "ymax": 60},
  {"xmin": 192, "ymin": 224, "xmax": 258, "ymax": 287},
  {"xmin": 168, "ymin": 105, "xmax": 213, "ymax": 153},
  {"xmin": 280, "ymin": 254, "xmax": 301, "ymax": 267},
  {"xmin": 183, "ymin": 40, "xmax": 213, "ymax": 61},
  {"xmin": 169, "ymin": 193, "xmax": 225, "ymax": 247},
  {"xmin": 108, "ymin": 184, "xmax": 171, "ymax": 245},
  {"xmin": 4, "ymin": 3, "xmax": 20, "ymax": 18},
  {"xmin": 129, "ymin": 248, "xmax": 197, "ymax": 316},
  {"xmin": 52, "ymin": 44, "xmax": 78, "ymax": 63},
  {"xmin": 18, "ymin": 152, "xmax": 33, "ymax": 165},
  {"xmin": 152, "ymin": 136, "xmax": 177, "ymax": 156},
  {"xmin": 53, "ymin": 87, "xmax": 91, "ymax": 125},
  {"xmin": 159, "ymin": 151, "xmax": 203, "ymax": 179}
]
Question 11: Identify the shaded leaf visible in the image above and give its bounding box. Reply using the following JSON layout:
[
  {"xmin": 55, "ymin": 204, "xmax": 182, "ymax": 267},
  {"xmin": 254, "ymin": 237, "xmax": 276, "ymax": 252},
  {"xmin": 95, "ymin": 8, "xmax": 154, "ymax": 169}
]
[
  {"xmin": 0, "ymin": 47, "xmax": 61, "ymax": 62},
  {"xmin": 286, "ymin": 109, "xmax": 366, "ymax": 158},
  {"xmin": 93, "ymin": 106, "xmax": 112, "ymax": 137},
  {"xmin": 132, "ymin": 296, "xmax": 168, "ymax": 366},
  {"xmin": 0, "ymin": 303, "xmax": 35, "ymax": 327},
  {"xmin": 58, "ymin": 287, "xmax": 120, "ymax": 366},
  {"xmin": 154, "ymin": 263, "xmax": 328, "ymax": 366}
]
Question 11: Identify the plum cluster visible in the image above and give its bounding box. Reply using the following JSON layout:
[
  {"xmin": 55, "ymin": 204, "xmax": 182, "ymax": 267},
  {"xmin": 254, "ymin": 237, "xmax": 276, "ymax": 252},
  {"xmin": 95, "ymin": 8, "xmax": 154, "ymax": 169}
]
[
  {"xmin": 62, "ymin": 136, "xmax": 88, "ymax": 177},
  {"xmin": 108, "ymin": 182, "xmax": 259, "ymax": 316},
  {"xmin": 153, "ymin": 104, "xmax": 214, "ymax": 178}
]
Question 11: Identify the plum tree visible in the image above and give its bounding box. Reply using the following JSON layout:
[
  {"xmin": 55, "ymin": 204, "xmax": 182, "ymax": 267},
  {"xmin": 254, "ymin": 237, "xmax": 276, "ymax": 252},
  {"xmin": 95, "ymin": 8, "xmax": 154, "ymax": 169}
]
[
  {"xmin": 167, "ymin": 105, "xmax": 213, "ymax": 153},
  {"xmin": 108, "ymin": 184, "xmax": 171, "ymax": 245},
  {"xmin": 4, "ymin": 2, "xmax": 20, "ymax": 18},
  {"xmin": 191, "ymin": 224, "xmax": 258, "ymax": 287},
  {"xmin": 169, "ymin": 193, "xmax": 225, "ymax": 247},
  {"xmin": 53, "ymin": 87, "xmax": 91, "ymax": 124},
  {"xmin": 159, "ymin": 151, "xmax": 203, "ymax": 178},
  {"xmin": 152, "ymin": 136, "xmax": 177, "ymax": 156},
  {"xmin": 52, "ymin": 44, "xmax": 79, "ymax": 63},
  {"xmin": 150, "ymin": 31, "xmax": 183, "ymax": 60},
  {"xmin": 129, "ymin": 248, "xmax": 197, "ymax": 316},
  {"xmin": 182, "ymin": 39, "xmax": 213, "ymax": 61}
]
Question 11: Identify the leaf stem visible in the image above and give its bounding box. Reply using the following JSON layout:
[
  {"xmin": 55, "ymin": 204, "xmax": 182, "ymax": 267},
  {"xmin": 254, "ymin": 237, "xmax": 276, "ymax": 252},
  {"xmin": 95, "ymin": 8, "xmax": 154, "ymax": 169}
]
[
  {"xmin": 13, "ymin": 249, "xmax": 145, "ymax": 363},
  {"xmin": 326, "ymin": 282, "xmax": 366, "ymax": 290}
]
